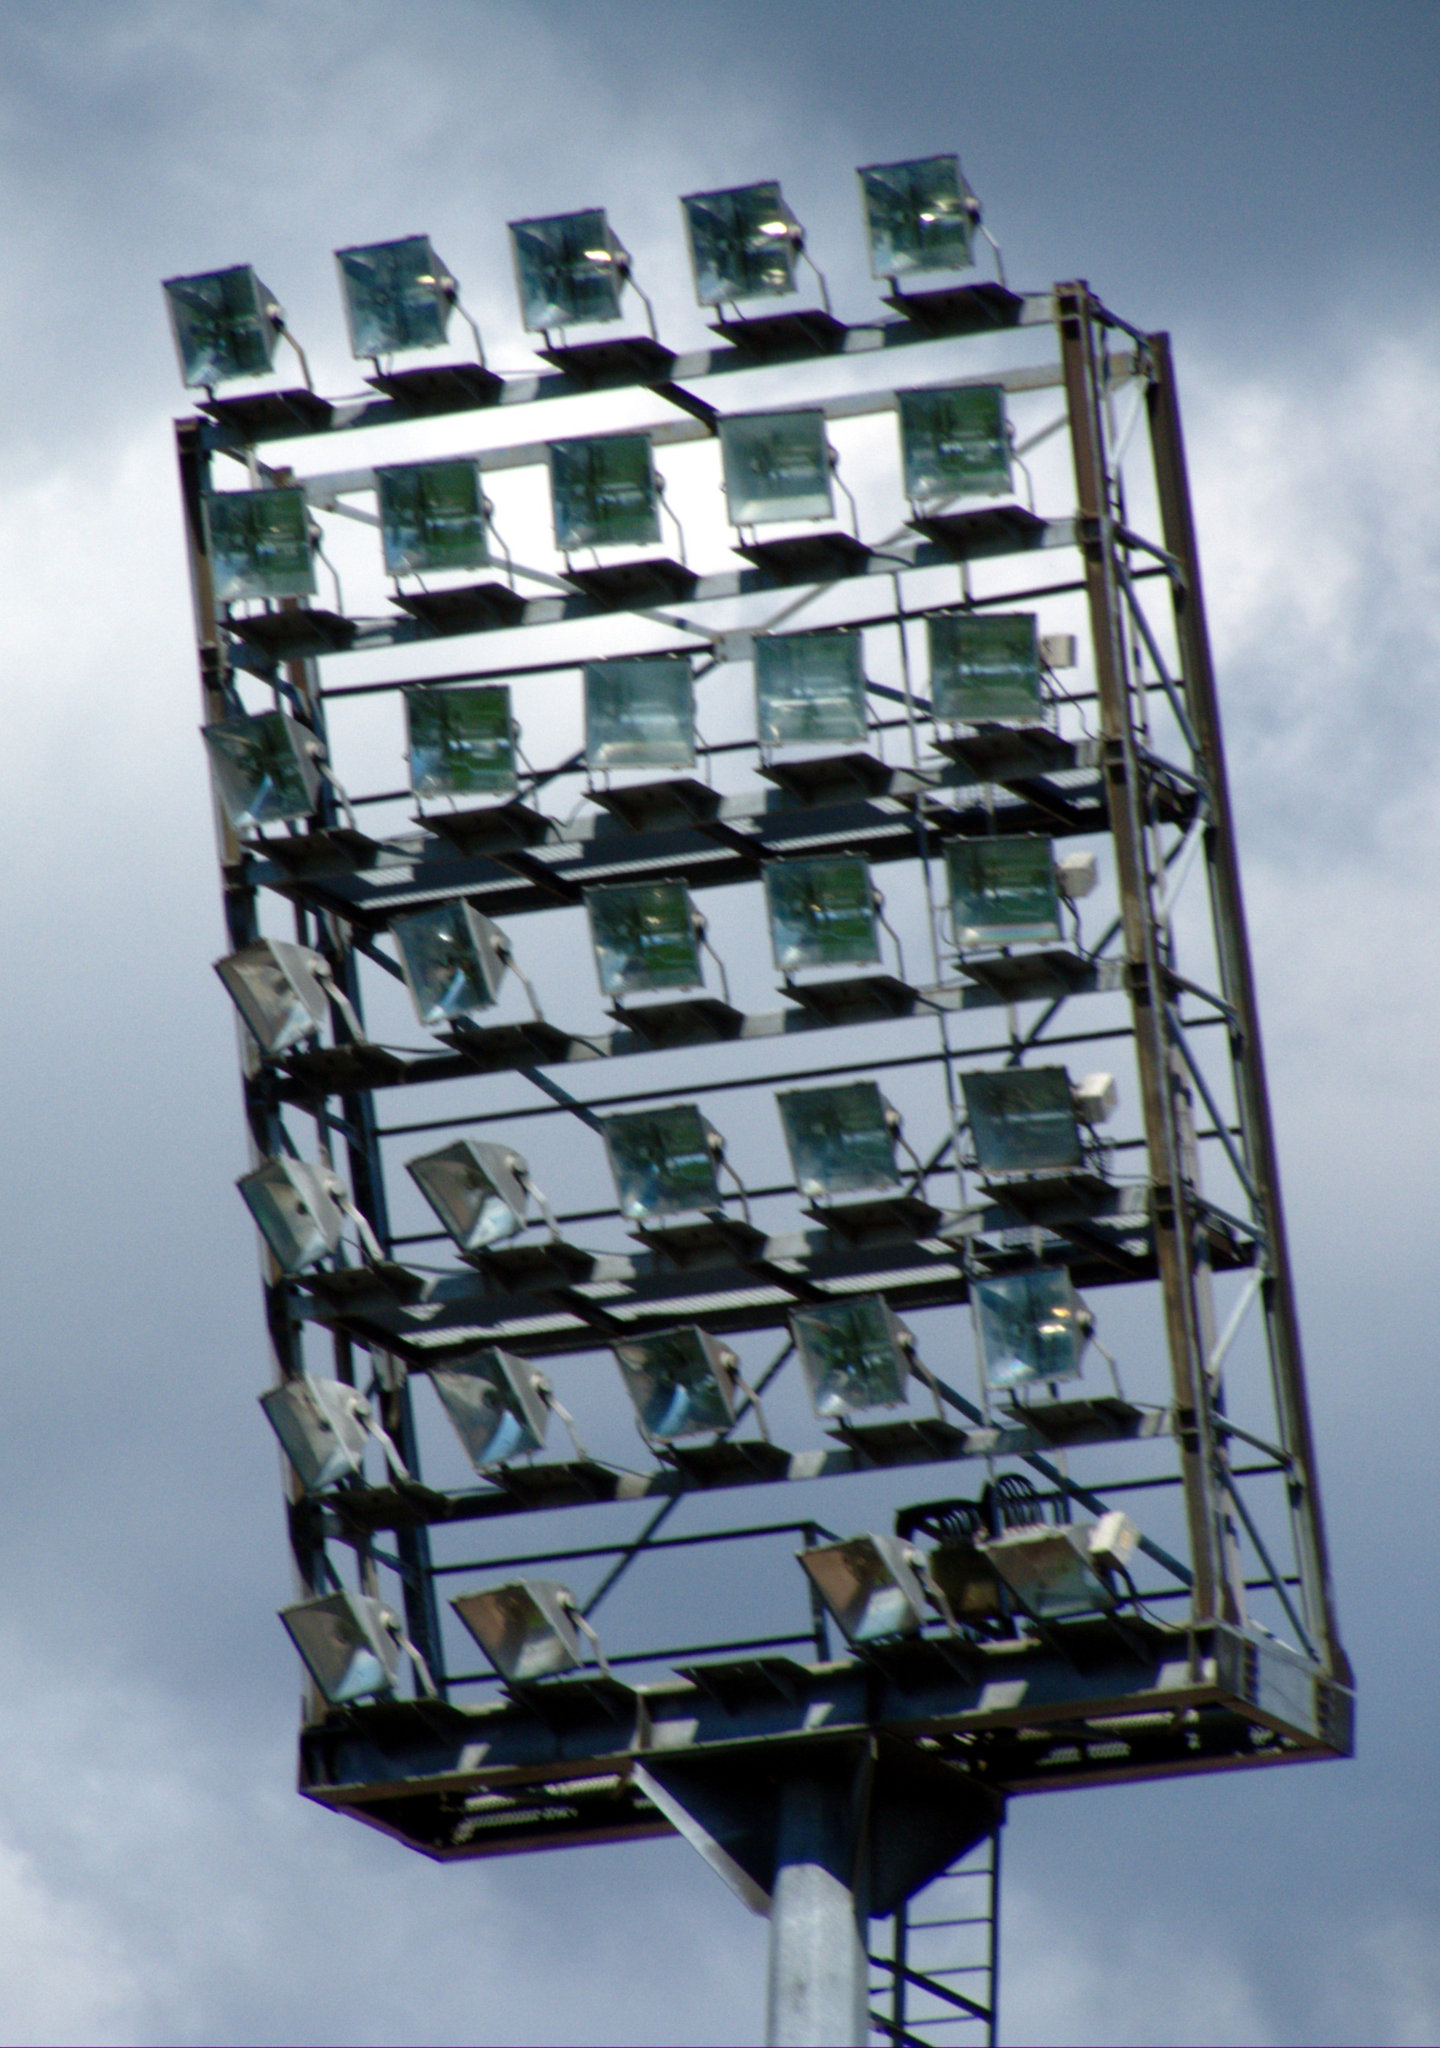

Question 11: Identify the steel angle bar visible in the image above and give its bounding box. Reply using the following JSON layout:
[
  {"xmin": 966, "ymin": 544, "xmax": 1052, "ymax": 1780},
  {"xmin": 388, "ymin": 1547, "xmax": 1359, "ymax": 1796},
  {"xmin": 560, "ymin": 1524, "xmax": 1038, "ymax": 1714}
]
[
  {"xmin": 1118, "ymin": 562, "xmax": 1200, "ymax": 755},
  {"xmin": 1164, "ymin": 1006, "xmax": 1256, "ymax": 1205},
  {"xmin": 1217, "ymin": 1469, "xmax": 1317, "ymax": 1662}
]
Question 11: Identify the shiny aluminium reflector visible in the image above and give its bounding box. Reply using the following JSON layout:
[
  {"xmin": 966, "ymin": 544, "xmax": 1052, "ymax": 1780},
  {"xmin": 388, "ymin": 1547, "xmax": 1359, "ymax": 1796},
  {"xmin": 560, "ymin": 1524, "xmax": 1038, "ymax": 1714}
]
[
  {"xmin": 390, "ymin": 901, "xmax": 510, "ymax": 1029},
  {"xmin": 858, "ymin": 155, "xmax": 976, "ymax": 279},
  {"xmin": 586, "ymin": 881, "xmax": 703, "ymax": 998},
  {"xmin": 405, "ymin": 685, "xmax": 516, "ymax": 801},
  {"xmin": 260, "ymin": 1375, "xmax": 378, "ymax": 1493},
  {"xmin": 682, "ymin": 181, "xmax": 802, "ymax": 305},
  {"xmin": 203, "ymin": 487, "xmax": 315, "ymax": 604},
  {"xmin": 428, "ymin": 1348, "xmax": 552, "ymax": 1469},
  {"xmin": 927, "ymin": 611, "xmax": 1043, "ymax": 723},
  {"xmin": 164, "ymin": 263, "xmax": 284, "ymax": 388},
  {"xmin": 778, "ymin": 1080, "xmax": 900, "ymax": 1200},
  {"xmin": 280, "ymin": 1589, "xmax": 402, "ymax": 1704},
  {"xmin": 378, "ymin": 460, "xmax": 490, "ymax": 578},
  {"xmin": 406, "ymin": 1138, "xmax": 533, "ymax": 1251},
  {"xmin": 754, "ymin": 628, "xmax": 867, "ymax": 747},
  {"xmin": 237, "ymin": 1156, "xmax": 345, "ymax": 1274},
  {"xmin": 613, "ymin": 1326, "xmax": 740, "ymax": 1442},
  {"xmin": 584, "ymin": 658, "xmax": 695, "ymax": 771},
  {"xmin": 963, "ymin": 1067, "xmax": 1083, "ymax": 1176},
  {"xmin": 452, "ymin": 1579, "xmax": 587, "ymax": 1683},
  {"xmin": 550, "ymin": 433, "xmax": 660, "ymax": 553},
  {"xmin": 947, "ymin": 836, "xmax": 1062, "ymax": 949},
  {"xmin": 202, "ymin": 711, "xmax": 321, "ymax": 832},
  {"xmin": 764, "ymin": 856, "xmax": 882, "ymax": 974},
  {"xmin": 510, "ymin": 209, "xmax": 628, "ymax": 331},
  {"xmin": 336, "ymin": 235, "xmax": 457, "ymax": 358},
  {"xmin": 600, "ymin": 1104, "xmax": 724, "ymax": 1222},
  {"xmin": 900, "ymin": 384, "xmax": 1011, "ymax": 503},
  {"xmin": 215, "ymin": 937, "xmax": 330, "ymax": 1056},
  {"xmin": 980, "ymin": 1513, "xmax": 1139, "ymax": 1620},
  {"xmin": 720, "ymin": 411, "xmax": 833, "ymax": 526},
  {"xmin": 791, "ymin": 1295, "xmax": 913, "ymax": 1418},
  {"xmin": 972, "ymin": 1266, "xmax": 1089, "ymax": 1389},
  {"xmin": 799, "ymin": 1533, "xmax": 929, "ymax": 1645}
]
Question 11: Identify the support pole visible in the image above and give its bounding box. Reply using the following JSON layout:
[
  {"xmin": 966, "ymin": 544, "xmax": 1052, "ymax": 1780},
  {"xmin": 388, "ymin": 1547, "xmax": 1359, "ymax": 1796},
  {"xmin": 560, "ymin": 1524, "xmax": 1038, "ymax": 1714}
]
[{"xmin": 765, "ymin": 1776, "xmax": 869, "ymax": 2048}]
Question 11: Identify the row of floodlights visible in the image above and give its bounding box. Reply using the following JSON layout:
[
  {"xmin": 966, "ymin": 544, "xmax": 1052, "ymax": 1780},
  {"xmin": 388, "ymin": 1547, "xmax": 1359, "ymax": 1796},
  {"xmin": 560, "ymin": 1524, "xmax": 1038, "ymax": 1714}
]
[
  {"xmin": 280, "ymin": 1502, "xmax": 1140, "ymax": 1707},
  {"xmin": 166, "ymin": 157, "xmax": 989, "ymax": 389},
  {"xmin": 202, "ymin": 384, "xmax": 1016, "ymax": 607}
]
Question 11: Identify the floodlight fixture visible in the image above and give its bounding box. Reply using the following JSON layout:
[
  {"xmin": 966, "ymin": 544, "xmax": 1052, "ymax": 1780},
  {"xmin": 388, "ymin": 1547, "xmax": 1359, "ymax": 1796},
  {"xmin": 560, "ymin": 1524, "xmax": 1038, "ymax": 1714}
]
[
  {"xmin": 406, "ymin": 1137, "xmax": 549, "ymax": 1252},
  {"xmin": 378, "ymin": 460, "xmax": 491, "ymax": 578},
  {"xmin": 720, "ymin": 410, "xmax": 834, "ymax": 526},
  {"xmin": 858, "ymin": 156, "xmax": 978, "ymax": 280},
  {"xmin": 962, "ymin": 1066, "xmax": 1085, "ymax": 1176},
  {"xmin": 389, "ymin": 901, "xmax": 512, "ymax": 1030},
  {"xmin": 335, "ymin": 235, "xmax": 470, "ymax": 360},
  {"xmin": 778, "ymin": 1080, "xmax": 902, "ymax": 1201},
  {"xmin": 754, "ymin": 629, "xmax": 867, "ymax": 747},
  {"xmin": 509, "ymin": 209, "xmax": 635, "ymax": 333},
  {"xmin": 947, "ymin": 837, "xmax": 1062, "ymax": 950},
  {"xmin": 214, "ymin": 936, "xmax": 363, "ymax": 1056},
  {"xmin": 900, "ymin": 384, "xmax": 1011, "ymax": 504},
  {"xmin": 798, "ymin": 1532, "xmax": 931, "ymax": 1645},
  {"xmin": 550, "ymin": 433, "xmax": 661, "ymax": 553},
  {"xmin": 600, "ymin": 1104, "xmax": 725, "ymax": 1222},
  {"xmin": 585, "ymin": 881, "xmax": 704, "ymax": 998},
  {"xmin": 980, "ymin": 1512, "xmax": 1139, "ymax": 1620},
  {"xmin": 584, "ymin": 658, "xmax": 695, "ymax": 771},
  {"xmin": 280, "ymin": 1589, "xmax": 403, "ymax": 1704},
  {"xmin": 791, "ymin": 1295, "xmax": 915, "ymax": 1419},
  {"xmin": 928, "ymin": 611, "xmax": 1043, "ymax": 724},
  {"xmin": 260, "ymin": 1374, "xmax": 408, "ymax": 1492},
  {"xmin": 972, "ymin": 1266, "xmax": 1091, "ymax": 1390},
  {"xmin": 405, "ymin": 685, "xmax": 517, "ymax": 801},
  {"xmin": 682, "ymin": 181, "xmax": 804, "ymax": 306},
  {"xmin": 452, "ymin": 1578, "xmax": 607, "ymax": 1683},
  {"xmin": 612, "ymin": 1326, "xmax": 751, "ymax": 1443},
  {"xmin": 202, "ymin": 710, "xmax": 322, "ymax": 832},
  {"xmin": 163, "ymin": 263, "xmax": 285, "ymax": 389},
  {"xmin": 203, "ymin": 487, "xmax": 316, "ymax": 604},
  {"xmin": 427, "ymin": 1347, "xmax": 578, "ymax": 1470},
  {"xmin": 764, "ymin": 857, "xmax": 882, "ymax": 975},
  {"xmin": 237, "ymin": 1156, "xmax": 346, "ymax": 1273}
]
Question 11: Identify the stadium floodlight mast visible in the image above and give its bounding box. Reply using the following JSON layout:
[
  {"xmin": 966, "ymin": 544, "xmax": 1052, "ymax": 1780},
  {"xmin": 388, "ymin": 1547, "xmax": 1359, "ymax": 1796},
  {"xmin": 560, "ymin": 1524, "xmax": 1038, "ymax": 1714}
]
[{"xmin": 172, "ymin": 144, "xmax": 1351, "ymax": 2048}]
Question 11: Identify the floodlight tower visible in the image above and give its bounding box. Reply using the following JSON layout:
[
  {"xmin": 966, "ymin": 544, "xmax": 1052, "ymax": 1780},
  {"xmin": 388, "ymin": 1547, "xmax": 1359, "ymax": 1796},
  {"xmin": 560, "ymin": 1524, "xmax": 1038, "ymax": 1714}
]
[{"xmin": 170, "ymin": 158, "xmax": 1351, "ymax": 2047}]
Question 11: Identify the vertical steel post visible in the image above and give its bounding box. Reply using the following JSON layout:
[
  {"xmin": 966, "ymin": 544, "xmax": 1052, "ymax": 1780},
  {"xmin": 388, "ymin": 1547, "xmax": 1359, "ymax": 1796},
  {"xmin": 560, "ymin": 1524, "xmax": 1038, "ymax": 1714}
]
[{"xmin": 765, "ymin": 1777, "xmax": 869, "ymax": 2048}]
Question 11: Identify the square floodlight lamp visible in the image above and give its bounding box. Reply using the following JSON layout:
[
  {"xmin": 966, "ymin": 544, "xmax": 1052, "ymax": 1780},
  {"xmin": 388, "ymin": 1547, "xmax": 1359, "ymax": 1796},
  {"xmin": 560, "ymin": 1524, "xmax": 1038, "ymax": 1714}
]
[
  {"xmin": 682, "ymin": 181, "xmax": 802, "ymax": 305},
  {"xmin": 799, "ymin": 1533, "xmax": 928, "ymax": 1645},
  {"xmin": 429, "ymin": 1348, "xmax": 550, "ymax": 1469},
  {"xmin": 981, "ymin": 1514, "xmax": 1138, "ymax": 1620},
  {"xmin": 550, "ymin": 433, "xmax": 660, "ymax": 553},
  {"xmin": 613, "ymin": 1326, "xmax": 740, "ymax": 1441},
  {"xmin": 202, "ymin": 711, "xmax": 321, "ymax": 832},
  {"xmin": 585, "ymin": 881, "xmax": 702, "ymax": 998},
  {"xmin": 378, "ymin": 460, "xmax": 490, "ymax": 578},
  {"xmin": 962, "ymin": 1066, "xmax": 1082, "ymax": 1176},
  {"xmin": 280, "ymin": 1589, "xmax": 400, "ymax": 1704},
  {"xmin": 947, "ymin": 836, "xmax": 1061, "ymax": 949},
  {"xmin": 601, "ymin": 1103, "xmax": 723, "ymax": 1222},
  {"xmin": 720, "ymin": 411, "xmax": 833, "ymax": 526},
  {"xmin": 754, "ymin": 629, "xmax": 866, "ymax": 747},
  {"xmin": 859, "ymin": 156, "xmax": 975, "ymax": 279},
  {"xmin": 238, "ymin": 1156, "xmax": 344, "ymax": 1273},
  {"xmin": 260, "ymin": 1375, "xmax": 372, "ymax": 1492},
  {"xmin": 901, "ymin": 384, "xmax": 1010, "ymax": 505},
  {"xmin": 163, "ymin": 264, "xmax": 283, "ymax": 388},
  {"xmin": 510, "ymin": 209, "xmax": 627, "ymax": 331},
  {"xmin": 390, "ymin": 901, "xmax": 510, "ymax": 1029},
  {"xmin": 406, "ymin": 1138, "xmax": 531, "ymax": 1251},
  {"xmin": 203, "ymin": 487, "xmax": 316, "ymax": 604},
  {"xmin": 452, "ymin": 1579, "xmax": 585, "ymax": 1682},
  {"xmin": 764, "ymin": 857, "xmax": 881, "ymax": 974},
  {"xmin": 778, "ymin": 1080, "xmax": 899, "ymax": 1201},
  {"xmin": 972, "ymin": 1266, "xmax": 1088, "ymax": 1390},
  {"xmin": 335, "ymin": 235, "xmax": 456, "ymax": 358},
  {"xmin": 215, "ymin": 937, "xmax": 329, "ymax": 1055},
  {"xmin": 405, "ymin": 685, "xmax": 516, "ymax": 800},
  {"xmin": 584, "ymin": 658, "xmax": 695, "ymax": 770},
  {"xmin": 791, "ymin": 1295, "xmax": 912, "ymax": 1418},
  {"xmin": 928, "ymin": 611, "xmax": 1042, "ymax": 723}
]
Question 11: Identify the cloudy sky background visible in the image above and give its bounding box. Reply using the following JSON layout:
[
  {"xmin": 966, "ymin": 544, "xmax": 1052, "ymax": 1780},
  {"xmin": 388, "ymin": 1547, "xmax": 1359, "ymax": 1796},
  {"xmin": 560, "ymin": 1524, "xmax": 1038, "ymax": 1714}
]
[{"xmin": 0, "ymin": 2, "xmax": 1437, "ymax": 2041}]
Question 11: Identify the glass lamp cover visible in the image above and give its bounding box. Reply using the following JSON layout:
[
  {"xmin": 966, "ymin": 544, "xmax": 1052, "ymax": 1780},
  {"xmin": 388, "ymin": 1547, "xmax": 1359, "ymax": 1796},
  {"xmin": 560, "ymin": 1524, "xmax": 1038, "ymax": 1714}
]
[
  {"xmin": 584, "ymin": 658, "xmax": 695, "ymax": 770},
  {"xmin": 983, "ymin": 1524, "xmax": 1109, "ymax": 1619},
  {"xmin": 391, "ymin": 902, "xmax": 509, "ymax": 1029},
  {"xmin": 405, "ymin": 686, "xmax": 516, "ymax": 800},
  {"xmin": 973, "ymin": 1266, "xmax": 1086, "ymax": 1389},
  {"xmin": 963, "ymin": 1066, "xmax": 1082, "ymax": 1175},
  {"xmin": 215, "ymin": 937, "xmax": 329, "ymax": 1054},
  {"xmin": 238, "ymin": 1157, "xmax": 345, "ymax": 1273},
  {"xmin": 203, "ymin": 710, "xmax": 321, "ymax": 832},
  {"xmin": 281, "ymin": 1589, "xmax": 399, "ymax": 1703},
  {"xmin": 859, "ymin": 156, "xmax": 975, "ymax": 279},
  {"xmin": 260, "ymin": 1375, "xmax": 370, "ymax": 1492},
  {"xmin": 452, "ymin": 1580, "xmax": 584, "ymax": 1682},
  {"xmin": 800, "ymin": 1534, "xmax": 927, "ymax": 1644},
  {"xmin": 164, "ymin": 264, "xmax": 282, "ymax": 387},
  {"xmin": 586, "ymin": 881, "xmax": 702, "ymax": 997},
  {"xmin": 755, "ymin": 630, "xmax": 867, "ymax": 746},
  {"xmin": 928, "ymin": 611, "xmax": 1042, "ymax": 723},
  {"xmin": 429, "ymin": 1348, "xmax": 549, "ymax": 1468},
  {"xmin": 720, "ymin": 411, "xmax": 833, "ymax": 526},
  {"xmin": 901, "ymin": 384, "xmax": 1010, "ymax": 504},
  {"xmin": 613, "ymin": 1327, "xmax": 738, "ymax": 1440},
  {"xmin": 764, "ymin": 857, "xmax": 881, "ymax": 974},
  {"xmin": 204, "ymin": 487, "xmax": 316, "ymax": 603},
  {"xmin": 406, "ymin": 1138, "xmax": 529, "ymax": 1250},
  {"xmin": 602, "ymin": 1104, "xmax": 723, "ymax": 1221},
  {"xmin": 683, "ymin": 182, "xmax": 801, "ymax": 305},
  {"xmin": 378, "ymin": 460, "xmax": 489, "ymax": 578},
  {"xmin": 792, "ymin": 1296, "xmax": 910, "ymax": 1417},
  {"xmin": 947, "ymin": 837, "xmax": 1060, "ymax": 948},
  {"xmin": 550, "ymin": 434, "xmax": 660, "ymax": 552},
  {"xmin": 510, "ymin": 210, "xmax": 625, "ymax": 330},
  {"xmin": 778, "ymin": 1080, "xmax": 899, "ymax": 1199},
  {"xmin": 335, "ymin": 235, "xmax": 454, "ymax": 357}
]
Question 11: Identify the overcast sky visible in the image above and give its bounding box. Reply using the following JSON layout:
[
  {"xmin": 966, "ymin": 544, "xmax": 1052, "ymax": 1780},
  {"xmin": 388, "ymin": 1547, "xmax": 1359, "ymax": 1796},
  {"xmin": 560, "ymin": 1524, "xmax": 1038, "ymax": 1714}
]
[{"xmin": 0, "ymin": 3, "xmax": 1437, "ymax": 2042}]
